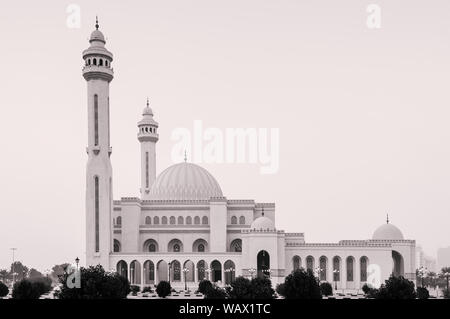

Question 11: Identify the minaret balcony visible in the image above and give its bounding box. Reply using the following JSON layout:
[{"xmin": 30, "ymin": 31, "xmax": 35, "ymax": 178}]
[
  {"xmin": 82, "ymin": 65, "xmax": 114, "ymax": 82},
  {"xmin": 137, "ymin": 133, "xmax": 159, "ymax": 143}
]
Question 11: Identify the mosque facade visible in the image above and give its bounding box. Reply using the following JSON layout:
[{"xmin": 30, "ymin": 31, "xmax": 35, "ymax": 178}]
[{"xmin": 83, "ymin": 22, "xmax": 416, "ymax": 291}]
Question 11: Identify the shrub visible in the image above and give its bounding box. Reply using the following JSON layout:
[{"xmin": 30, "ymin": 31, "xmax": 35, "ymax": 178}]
[
  {"xmin": 58, "ymin": 265, "xmax": 130, "ymax": 299},
  {"xmin": 12, "ymin": 280, "xmax": 40, "ymax": 299},
  {"xmin": 0, "ymin": 281, "xmax": 9, "ymax": 297},
  {"xmin": 443, "ymin": 289, "xmax": 450, "ymax": 299},
  {"xmin": 142, "ymin": 286, "xmax": 153, "ymax": 293},
  {"xmin": 320, "ymin": 282, "xmax": 333, "ymax": 296},
  {"xmin": 275, "ymin": 283, "xmax": 285, "ymax": 297},
  {"xmin": 362, "ymin": 283, "xmax": 371, "ymax": 295},
  {"xmin": 30, "ymin": 277, "xmax": 52, "ymax": 296},
  {"xmin": 280, "ymin": 269, "xmax": 322, "ymax": 299},
  {"xmin": 250, "ymin": 277, "xmax": 275, "ymax": 299},
  {"xmin": 204, "ymin": 286, "xmax": 227, "ymax": 299},
  {"xmin": 375, "ymin": 276, "xmax": 416, "ymax": 299},
  {"xmin": 417, "ymin": 287, "xmax": 429, "ymax": 299},
  {"xmin": 362, "ymin": 283, "xmax": 378, "ymax": 298},
  {"xmin": 198, "ymin": 280, "xmax": 213, "ymax": 295},
  {"xmin": 130, "ymin": 285, "xmax": 140, "ymax": 295},
  {"xmin": 156, "ymin": 281, "xmax": 171, "ymax": 298},
  {"xmin": 227, "ymin": 276, "xmax": 251, "ymax": 299}
]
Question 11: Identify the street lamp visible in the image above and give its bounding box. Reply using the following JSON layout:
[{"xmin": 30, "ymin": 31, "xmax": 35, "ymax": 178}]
[
  {"xmin": 10, "ymin": 248, "xmax": 17, "ymax": 285},
  {"xmin": 182, "ymin": 268, "xmax": 189, "ymax": 291},
  {"xmin": 418, "ymin": 267, "xmax": 428, "ymax": 288},
  {"xmin": 441, "ymin": 270, "xmax": 450, "ymax": 294},
  {"xmin": 205, "ymin": 268, "xmax": 211, "ymax": 281},
  {"xmin": 262, "ymin": 269, "xmax": 272, "ymax": 279},
  {"xmin": 333, "ymin": 269, "xmax": 340, "ymax": 291},
  {"xmin": 225, "ymin": 268, "xmax": 235, "ymax": 284},
  {"xmin": 75, "ymin": 257, "xmax": 80, "ymax": 271},
  {"xmin": 248, "ymin": 268, "xmax": 256, "ymax": 279},
  {"xmin": 314, "ymin": 267, "xmax": 323, "ymax": 286}
]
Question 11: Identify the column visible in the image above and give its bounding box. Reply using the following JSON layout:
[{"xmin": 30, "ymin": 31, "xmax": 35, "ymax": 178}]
[
  {"xmin": 194, "ymin": 265, "xmax": 198, "ymax": 283},
  {"xmin": 140, "ymin": 263, "xmax": 144, "ymax": 288}
]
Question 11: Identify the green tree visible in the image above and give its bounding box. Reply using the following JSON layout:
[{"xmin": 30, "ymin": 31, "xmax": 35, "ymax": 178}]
[
  {"xmin": 375, "ymin": 275, "xmax": 416, "ymax": 299},
  {"xmin": 28, "ymin": 268, "xmax": 43, "ymax": 280},
  {"xmin": 198, "ymin": 280, "xmax": 213, "ymax": 295},
  {"xmin": 250, "ymin": 277, "xmax": 275, "ymax": 299},
  {"xmin": 319, "ymin": 282, "xmax": 333, "ymax": 296},
  {"xmin": 204, "ymin": 286, "xmax": 227, "ymax": 299},
  {"xmin": 0, "ymin": 281, "xmax": 9, "ymax": 297},
  {"xmin": 9, "ymin": 262, "xmax": 29, "ymax": 282},
  {"xmin": 50, "ymin": 263, "xmax": 70, "ymax": 283},
  {"xmin": 12, "ymin": 280, "xmax": 41, "ymax": 299},
  {"xmin": 417, "ymin": 287, "xmax": 429, "ymax": 299},
  {"xmin": 279, "ymin": 269, "xmax": 322, "ymax": 299},
  {"xmin": 156, "ymin": 281, "xmax": 172, "ymax": 298},
  {"xmin": 226, "ymin": 276, "xmax": 252, "ymax": 299},
  {"xmin": 58, "ymin": 265, "xmax": 130, "ymax": 299},
  {"xmin": 441, "ymin": 267, "xmax": 450, "ymax": 294}
]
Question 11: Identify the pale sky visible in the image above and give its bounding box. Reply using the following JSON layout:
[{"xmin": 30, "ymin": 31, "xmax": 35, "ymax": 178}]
[{"xmin": 1, "ymin": 0, "xmax": 450, "ymax": 271}]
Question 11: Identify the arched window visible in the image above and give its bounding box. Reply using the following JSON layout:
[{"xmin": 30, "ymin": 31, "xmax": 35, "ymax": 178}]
[
  {"xmin": 113, "ymin": 239, "xmax": 121, "ymax": 252},
  {"xmin": 231, "ymin": 216, "xmax": 237, "ymax": 224},
  {"xmin": 94, "ymin": 176, "xmax": 99, "ymax": 253},
  {"xmin": 171, "ymin": 260, "xmax": 181, "ymax": 281},
  {"xmin": 186, "ymin": 216, "xmax": 192, "ymax": 225},
  {"xmin": 198, "ymin": 244, "xmax": 205, "ymax": 252},
  {"xmin": 360, "ymin": 256, "xmax": 368, "ymax": 282},
  {"xmin": 319, "ymin": 256, "xmax": 327, "ymax": 281},
  {"xmin": 178, "ymin": 216, "xmax": 184, "ymax": 225},
  {"xmin": 333, "ymin": 256, "xmax": 341, "ymax": 281},
  {"xmin": 193, "ymin": 239, "xmax": 208, "ymax": 252},
  {"xmin": 87, "ymin": 59, "xmax": 91, "ymax": 65},
  {"xmin": 346, "ymin": 256, "xmax": 354, "ymax": 282},
  {"xmin": 116, "ymin": 216, "xmax": 122, "ymax": 225},
  {"xmin": 105, "ymin": 60, "xmax": 108, "ymax": 67},
  {"xmin": 292, "ymin": 256, "xmax": 301, "ymax": 271},
  {"xmin": 170, "ymin": 216, "xmax": 176, "ymax": 225},
  {"xmin": 93, "ymin": 58, "xmax": 97, "ymax": 65},
  {"xmin": 162, "ymin": 216, "xmax": 168, "ymax": 225},
  {"xmin": 230, "ymin": 239, "xmax": 242, "ymax": 252},
  {"xmin": 153, "ymin": 216, "xmax": 160, "ymax": 225},
  {"xmin": 197, "ymin": 260, "xmax": 206, "ymax": 281},
  {"xmin": 239, "ymin": 216, "xmax": 245, "ymax": 225},
  {"xmin": 202, "ymin": 216, "xmax": 208, "ymax": 225},
  {"xmin": 94, "ymin": 95, "xmax": 99, "ymax": 146},
  {"xmin": 168, "ymin": 239, "xmax": 183, "ymax": 253},
  {"xmin": 99, "ymin": 59, "xmax": 103, "ymax": 66},
  {"xmin": 143, "ymin": 239, "xmax": 158, "ymax": 252},
  {"xmin": 306, "ymin": 256, "xmax": 314, "ymax": 271},
  {"xmin": 145, "ymin": 216, "xmax": 151, "ymax": 225},
  {"xmin": 194, "ymin": 216, "xmax": 200, "ymax": 225}
]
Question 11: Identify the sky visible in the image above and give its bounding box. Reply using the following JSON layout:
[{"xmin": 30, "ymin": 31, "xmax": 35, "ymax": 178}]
[{"xmin": 0, "ymin": 0, "xmax": 450, "ymax": 271}]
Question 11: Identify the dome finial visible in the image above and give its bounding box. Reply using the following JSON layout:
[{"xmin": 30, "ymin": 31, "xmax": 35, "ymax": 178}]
[
  {"xmin": 146, "ymin": 97, "xmax": 150, "ymax": 108},
  {"xmin": 184, "ymin": 150, "xmax": 187, "ymax": 162},
  {"xmin": 386, "ymin": 213, "xmax": 389, "ymax": 224},
  {"xmin": 95, "ymin": 16, "xmax": 99, "ymax": 30}
]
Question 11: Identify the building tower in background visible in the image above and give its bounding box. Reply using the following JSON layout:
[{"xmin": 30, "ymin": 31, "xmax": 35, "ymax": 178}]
[{"xmin": 83, "ymin": 18, "xmax": 114, "ymax": 268}]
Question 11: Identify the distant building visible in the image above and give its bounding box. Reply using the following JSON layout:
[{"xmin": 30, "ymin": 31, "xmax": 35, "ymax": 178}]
[
  {"xmin": 437, "ymin": 247, "xmax": 450, "ymax": 271},
  {"xmin": 416, "ymin": 246, "xmax": 437, "ymax": 272}
]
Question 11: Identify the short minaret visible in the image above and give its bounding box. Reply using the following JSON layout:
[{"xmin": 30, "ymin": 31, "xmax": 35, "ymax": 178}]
[
  {"xmin": 138, "ymin": 98, "xmax": 159, "ymax": 199},
  {"xmin": 82, "ymin": 18, "xmax": 114, "ymax": 268}
]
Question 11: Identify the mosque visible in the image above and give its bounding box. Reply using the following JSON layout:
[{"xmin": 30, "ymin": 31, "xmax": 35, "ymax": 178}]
[{"xmin": 83, "ymin": 21, "xmax": 416, "ymax": 291}]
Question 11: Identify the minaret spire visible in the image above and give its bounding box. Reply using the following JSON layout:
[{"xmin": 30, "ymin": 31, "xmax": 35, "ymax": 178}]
[
  {"xmin": 95, "ymin": 16, "xmax": 99, "ymax": 30},
  {"xmin": 386, "ymin": 213, "xmax": 389, "ymax": 224},
  {"xmin": 184, "ymin": 150, "xmax": 187, "ymax": 162}
]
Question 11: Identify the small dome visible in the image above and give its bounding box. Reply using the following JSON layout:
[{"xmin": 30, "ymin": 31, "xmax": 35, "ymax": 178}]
[
  {"xmin": 143, "ymin": 106, "xmax": 153, "ymax": 116},
  {"xmin": 372, "ymin": 222, "xmax": 404, "ymax": 240},
  {"xmin": 251, "ymin": 216, "xmax": 275, "ymax": 231},
  {"xmin": 149, "ymin": 162, "xmax": 223, "ymax": 200},
  {"xmin": 90, "ymin": 29, "xmax": 105, "ymax": 43}
]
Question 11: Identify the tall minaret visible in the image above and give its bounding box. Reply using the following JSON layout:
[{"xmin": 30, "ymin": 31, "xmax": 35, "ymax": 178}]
[
  {"xmin": 82, "ymin": 18, "xmax": 114, "ymax": 268},
  {"xmin": 138, "ymin": 99, "xmax": 159, "ymax": 199}
]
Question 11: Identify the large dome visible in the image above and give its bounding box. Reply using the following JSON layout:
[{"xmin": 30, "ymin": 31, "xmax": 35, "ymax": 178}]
[
  {"xmin": 149, "ymin": 162, "xmax": 223, "ymax": 200},
  {"xmin": 372, "ymin": 222, "xmax": 404, "ymax": 240},
  {"xmin": 251, "ymin": 216, "xmax": 275, "ymax": 231}
]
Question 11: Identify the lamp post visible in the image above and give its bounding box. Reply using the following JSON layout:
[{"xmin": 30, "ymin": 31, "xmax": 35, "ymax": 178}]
[
  {"xmin": 418, "ymin": 267, "xmax": 428, "ymax": 288},
  {"xmin": 10, "ymin": 248, "xmax": 17, "ymax": 285},
  {"xmin": 205, "ymin": 268, "xmax": 211, "ymax": 282},
  {"xmin": 75, "ymin": 257, "xmax": 80, "ymax": 271},
  {"xmin": 333, "ymin": 269, "xmax": 340, "ymax": 292},
  {"xmin": 442, "ymin": 271, "xmax": 450, "ymax": 294},
  {"xmin": 248, "ymin": 268, "xmax": 256, "ymax": 279},
  {"xmin": 314, "ymin": 267, "xmax": 323, "ymax": 286},
  {"xmin": 263, "ymin": 269, "xmax": 272, "ymax": 279},
  {"xmin": 168, "ymin": 261, "xmax": 172, "ymax": 284},
  {"xmin": 225, "ymin": 267, "xmax": 235, "ymax": 285},
  {"xmin": 182, "ymin": 268, "xmax": 189, "ymax": 291}
]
